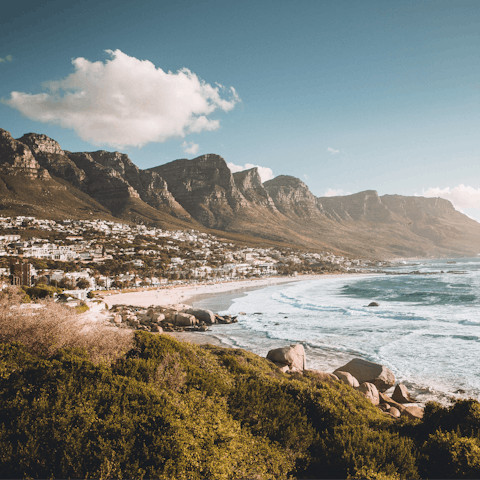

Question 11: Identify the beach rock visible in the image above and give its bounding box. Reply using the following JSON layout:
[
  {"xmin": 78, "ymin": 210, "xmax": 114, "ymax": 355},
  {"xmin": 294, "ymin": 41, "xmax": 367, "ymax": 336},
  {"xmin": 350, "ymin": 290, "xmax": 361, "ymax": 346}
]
[
  {"xmin": 266, "ymin": 344, "xmax": 306, "ymax": 372},
  {"xmin": 334, "ymin": 358, "xmax": 395, "ymax": 392},
  {"xmin": 173, "ymin": 313, "xmax": 197, "ymax": 327},
  {"xmin": 402, "ymin": 406, "xmax": 424, "ymax": 420},
  {"xmin": 185, "ymin": 308, "xmax": 216, "ymax": 324},
  {"xmin": 155, "ymin": 313, "xmax": 165, "ymax": 323},
  {"xmin": 389, "ymin": 407, "xmax": 401, "ymax": 418},
  {"xmin": 378, "ymin": 392, "xmax": 408, "ymax": 415},
  {"xmin": 392, "ymin": 383, "xmax": 416, "ymax": 404},
  {"xmin": 307, "ymin": 370, "xmax": 339, "ymax": 383},
  {"xmin": 356, "ymin": 382, "xmax": 380, "ymax": 405},
  {"xmin": 216, "ymin": 315, "xmax": 231, "ymax": 324},
  {"xmin": 113, "ymin": 314, "xmax": 122, "ymax": 324},
  {"xmin": 378, "ymin": 403, "xmax": 390, "ymax": 412},
  {"xmin": 150, "ymin": 325, "xmax": 163, "ymax": 333},
  {"xmin": 335, "ymin": 371, "xmax": 360, "ymax": 388},
  {"xmin": 367, "ymin": 302, "xmax": 379, "ymax": 307}
]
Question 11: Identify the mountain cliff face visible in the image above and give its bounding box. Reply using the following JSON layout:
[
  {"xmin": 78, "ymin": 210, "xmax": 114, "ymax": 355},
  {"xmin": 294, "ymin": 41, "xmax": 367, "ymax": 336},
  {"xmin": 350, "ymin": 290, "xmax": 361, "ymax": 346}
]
[
  {"xmin": 19, "ymin": 133, "xmax": 86, "ymax": 187},
  {"xmin": 317, "ymin": 190, "xmax": 394, "ymax": 222},
  {"xmin": 86, "ymin": 151, "xmax": 191, "ymax": 220},
  {"xmin": 1, "ymin": 127, "xmax": 479, "ymax": 259},
  {"xmin": 0, "ymin": 130, "xmax": 50, "ymax": 179},
  {"xmin": 264, "ymin": 175, "xmax": 323, "ymax": 219},
  {"xmin": 149, "ymin": 155, "xmax": 249, "ymax": 228},
  {"xmin": 233, "ymin": 168, "xmax": 277, "ymax": 210}
]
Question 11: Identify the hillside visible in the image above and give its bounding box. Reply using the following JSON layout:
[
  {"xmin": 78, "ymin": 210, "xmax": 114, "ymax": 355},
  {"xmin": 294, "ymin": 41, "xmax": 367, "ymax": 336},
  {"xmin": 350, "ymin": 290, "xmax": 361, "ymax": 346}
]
[
  {"xmin": 2, "ymin": 286, "xmax": 480, "ymax": 479},
  {"xmin": 1, "ymin": 127, "xmax": 480, "ymax": 259}
]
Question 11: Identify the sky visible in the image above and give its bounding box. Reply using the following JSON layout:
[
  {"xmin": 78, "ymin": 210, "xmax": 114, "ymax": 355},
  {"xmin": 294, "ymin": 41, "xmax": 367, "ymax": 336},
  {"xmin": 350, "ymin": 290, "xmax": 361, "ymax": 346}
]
[{"xmin": 2, "ymin": 0, "xmax": 480, "ymax": 220}]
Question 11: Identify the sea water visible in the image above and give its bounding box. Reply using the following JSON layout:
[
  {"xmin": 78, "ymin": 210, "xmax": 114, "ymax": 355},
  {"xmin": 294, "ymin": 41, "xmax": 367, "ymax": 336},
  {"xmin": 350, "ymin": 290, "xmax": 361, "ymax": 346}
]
[{"xmin": 196, "ymin": 257, "xmax": 480, "ymax": 405}]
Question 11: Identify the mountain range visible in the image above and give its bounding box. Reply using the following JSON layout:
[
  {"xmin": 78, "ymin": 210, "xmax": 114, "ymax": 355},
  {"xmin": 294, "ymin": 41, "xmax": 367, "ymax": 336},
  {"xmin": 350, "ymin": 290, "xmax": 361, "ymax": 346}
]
[{"xmin": 1, "ymin": 127, "xmax": 479, "ymax": 259}]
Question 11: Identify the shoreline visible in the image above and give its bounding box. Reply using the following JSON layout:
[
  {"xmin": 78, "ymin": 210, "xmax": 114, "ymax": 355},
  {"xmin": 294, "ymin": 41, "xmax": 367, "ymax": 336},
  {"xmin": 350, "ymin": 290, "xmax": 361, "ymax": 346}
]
[
  {"xmin": 99, "ymin": 273, "xmax": 364, "ymax": 310},
  {"xmin": 98, "ymin": 272, "xmax": 372, "ymax": 348}
]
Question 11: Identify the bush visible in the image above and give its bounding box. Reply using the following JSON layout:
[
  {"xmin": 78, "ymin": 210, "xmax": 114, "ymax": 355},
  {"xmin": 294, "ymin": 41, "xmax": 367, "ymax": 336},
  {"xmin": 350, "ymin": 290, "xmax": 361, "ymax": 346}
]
[
  {"xmin": 421, "ymin": 430, "xmax": 480, "ymax": 478},
  {"xmin": 0, "ymin": 287, "xmax": 132, "ymax": 363},
  {"xmin": 23, "ymin": 283, "xmax": 62, "ymax": 299},
  {"xmin": 2, "ymin": 306, "xmax": 480, "ymax": 479}
]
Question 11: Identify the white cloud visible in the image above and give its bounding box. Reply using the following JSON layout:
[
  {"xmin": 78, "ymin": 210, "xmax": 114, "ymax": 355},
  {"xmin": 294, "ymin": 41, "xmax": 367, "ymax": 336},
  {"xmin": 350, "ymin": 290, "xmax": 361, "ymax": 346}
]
[
  {"xmin": 327, "ymin": 147, "xmax": 339, "ymax": 154},
  {"xmin": 181, "ymin": 141, "xmax": 199, "ymax": 155},
  {"xmin": 227, "ymin": 162, "xmax": 274, "ymax": 183},
  {"xmin": 323, "ymin": 188, "xmax": 351, "ymax": 197},
  {"xmin": 0, "ymin": 55, "xmax": 12, "ymax": 63},
  {"xmin": 4, "ymin": 49, "xmax": 240, "ymax": 148},
  {"xmin": 419, "ymin": 184, "xmax": 480, "ymax": 211}
]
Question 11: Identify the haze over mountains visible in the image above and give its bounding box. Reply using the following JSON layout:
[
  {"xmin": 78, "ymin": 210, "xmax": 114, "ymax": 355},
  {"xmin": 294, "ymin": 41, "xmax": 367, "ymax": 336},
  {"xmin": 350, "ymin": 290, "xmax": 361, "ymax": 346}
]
[{"xmin": 1, "ymin": 127, "xmax": 479, "ymax": 260}]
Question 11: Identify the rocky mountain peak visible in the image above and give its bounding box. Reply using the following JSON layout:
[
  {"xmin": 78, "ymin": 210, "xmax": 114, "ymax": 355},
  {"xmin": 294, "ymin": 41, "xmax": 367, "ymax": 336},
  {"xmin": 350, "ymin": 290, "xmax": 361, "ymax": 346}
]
[
  {"xmin": 233, "ymin": 167, "xmax": 277, "ymax": 210},
  {"xmin": 19, "ymin": 133, "xmax": 65, "ymax": 156},
  {"xmin": 148, "ymin": 154, "xmax": 248, "ymax": 228},
  {"xmin": 0, "ymin": 129, "xmax": 49, "ymax": 178},
  {"xmin": 263, "ymin": 175, "xmax": 319, "ymax": 217}
]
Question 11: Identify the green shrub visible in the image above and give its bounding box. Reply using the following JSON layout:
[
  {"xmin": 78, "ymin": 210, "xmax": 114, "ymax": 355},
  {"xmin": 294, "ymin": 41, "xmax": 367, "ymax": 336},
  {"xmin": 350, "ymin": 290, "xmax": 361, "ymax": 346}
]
[
  {"xmin": 420, "ymin": 430, "xmax": 480, "ymax": 478},
  {"xmin": 23, "ymin": 283, "xmax": 62, "ymax": 299}
]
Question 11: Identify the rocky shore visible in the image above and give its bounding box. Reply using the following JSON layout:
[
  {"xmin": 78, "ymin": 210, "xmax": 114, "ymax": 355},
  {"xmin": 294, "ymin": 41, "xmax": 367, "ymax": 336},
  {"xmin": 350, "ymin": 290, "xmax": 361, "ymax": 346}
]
[
  {"xmin": 107, "ymin": 302, "xmax": 236, "ymax": 333},
  {"xmin": 265, "ymin": 344, "xmax": 424, "ymax": 421},
  {"xmin": 104, "ymin": 298, "xmax": 425, "ymax": 420}
]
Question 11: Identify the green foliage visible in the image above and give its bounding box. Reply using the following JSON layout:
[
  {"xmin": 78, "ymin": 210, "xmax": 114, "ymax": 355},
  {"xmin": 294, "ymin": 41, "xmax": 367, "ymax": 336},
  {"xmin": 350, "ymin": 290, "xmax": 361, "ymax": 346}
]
[
  {"xmin": 74, "ymin": 302, "xmax": 89, "ymax": 314},
  {"xmin": 421, "ymin": 430, "xmax": 480, "ymax": 478},
  {"xmin": 0, "ymin": 330, "xmax": 479, "ymax": 479},
  {"xmin": 23, "ymin": 283, "xmax": 62, "ymax": 299}
]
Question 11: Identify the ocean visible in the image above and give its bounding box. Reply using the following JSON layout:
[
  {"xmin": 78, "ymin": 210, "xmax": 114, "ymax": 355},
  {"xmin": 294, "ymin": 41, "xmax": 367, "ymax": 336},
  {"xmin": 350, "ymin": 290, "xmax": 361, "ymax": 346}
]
[{"xmin": 194, "ymin": 257, "xmax": 480, "ymax": 405}]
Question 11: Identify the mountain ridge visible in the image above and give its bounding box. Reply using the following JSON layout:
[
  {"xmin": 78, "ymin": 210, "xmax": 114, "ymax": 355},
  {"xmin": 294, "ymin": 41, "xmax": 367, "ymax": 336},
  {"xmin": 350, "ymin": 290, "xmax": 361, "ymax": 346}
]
[{"xmin": 1, "ymin": 127, "xmax": 479, "ymax": 260}]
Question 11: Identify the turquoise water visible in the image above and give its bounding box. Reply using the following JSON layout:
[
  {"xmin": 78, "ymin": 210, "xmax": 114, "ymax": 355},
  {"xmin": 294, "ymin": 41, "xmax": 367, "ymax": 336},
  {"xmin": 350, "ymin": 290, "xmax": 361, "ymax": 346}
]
[{"xmin": 199, "ymin": 258, "xmax": 480, "ymax": 404}]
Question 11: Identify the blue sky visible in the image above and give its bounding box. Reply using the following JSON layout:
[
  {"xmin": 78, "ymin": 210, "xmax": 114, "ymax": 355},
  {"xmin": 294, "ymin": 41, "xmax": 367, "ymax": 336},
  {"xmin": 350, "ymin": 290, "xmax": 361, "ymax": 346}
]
[{"xmin": 2, "ymin": 0, "xmax": 480, "ymax": 219}]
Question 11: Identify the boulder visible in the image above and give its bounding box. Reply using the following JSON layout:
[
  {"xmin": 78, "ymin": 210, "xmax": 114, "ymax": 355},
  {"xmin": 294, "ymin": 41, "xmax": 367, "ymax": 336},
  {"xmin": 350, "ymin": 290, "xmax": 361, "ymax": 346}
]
[
  {"xmin": 356, "ymin": 382, "xmax": 380, "ymax": 405},
  {"xmin": 389, "ymin": 407, "xmax": 401, "ymax": 418},
  {"xmin": 367, "ymin": 302, "xmax": 379, "ymax": 307},
  {"xmin": 335, "ymin": 371, "xmax": 360, "ymax": 388},
  {"xmin": 155, "ymin": 313, "xmax": 165, "ymax": 323},
  {"xmin": 185, "ymin": 308, "xmax": 216, "ymax": 324},
  {"xmin": 266, "ymin": 344, "xmax": 306, "ymax": 372},
  {"xmin": 391, "ymin": 383, "xmax": 416, "ymax": 404},
  {"xmin": 174, "ymin": 313, "xmax": 197, "ymax": 327},
  {"xmin": 333, "ymin": 358, "xmax": 395, "ymax": 392},
  {"xmin": 402, "ymin": 406, "xmax": 424, "ymax": 420},
  {"xmin": 307, "ymin": 370, "xmax": 339, "ymax": 383}
]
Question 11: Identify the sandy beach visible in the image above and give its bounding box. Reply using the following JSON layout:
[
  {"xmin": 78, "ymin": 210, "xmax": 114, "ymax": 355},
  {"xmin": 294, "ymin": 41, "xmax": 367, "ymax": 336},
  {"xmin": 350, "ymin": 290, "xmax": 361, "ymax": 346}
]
[
  {"xmin": 99, "ymin": 274, "xmax": 327, "ymax": 309},
  {"xmin": 96, "ymin": 273, "xmax": 359, "ymax": 346}
]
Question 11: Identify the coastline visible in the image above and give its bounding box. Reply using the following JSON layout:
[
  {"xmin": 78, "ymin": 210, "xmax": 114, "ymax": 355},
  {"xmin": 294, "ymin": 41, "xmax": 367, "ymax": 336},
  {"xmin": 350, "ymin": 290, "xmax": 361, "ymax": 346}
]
[
  {"xmin": 99, "ymin": 273, "xmax": 366, "ymax": 346},
  {"xmin": 99, "ymin": 273, "xmax": 357, "ymax": 310}
]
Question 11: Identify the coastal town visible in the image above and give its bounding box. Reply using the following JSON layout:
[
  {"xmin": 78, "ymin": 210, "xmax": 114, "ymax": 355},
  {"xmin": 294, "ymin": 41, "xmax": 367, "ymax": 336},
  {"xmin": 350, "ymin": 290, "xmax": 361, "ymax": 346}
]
[{"xmin": 0, "ymin": 216, "xmax": 389, "ymax": 293}]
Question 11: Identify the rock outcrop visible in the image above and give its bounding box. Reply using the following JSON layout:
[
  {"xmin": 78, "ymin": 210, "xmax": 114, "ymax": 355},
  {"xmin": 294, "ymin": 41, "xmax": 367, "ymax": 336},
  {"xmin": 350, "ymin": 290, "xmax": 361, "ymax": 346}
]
[
  {"xmin": 266, "ymin": 344, "xmax": 306, "ymax": 372},
  {"xmin": 86, "ymin": 151, "xmax": 191, "ymax": 220},
  {"xmin": 391, "ymin": 383, "xmax": 416, "ymax": 404},
  {"xmin": 335, "ymin": 371, "xmax": 360, "ymax": 388},
  {"xmin": 0, "ymin": 129, "xmax": 50, "ymax": 178},
  {"xmin": 334, "ymin": 358, "xmax": 395, "ymax": 392},
  {"xmin": 233, "ymin": 167, "xmax": 277, "ymax": 210},
  {"xmin": 149, "ymin": 155, "xmax": 249, "ymax": 228},
  {"xmin": 356, "ymin": 382, "xmax": 380, "ymax": 405},
  {"xmin": 264, "ymin": 175, "xmax": 320, "ymax": 219},
  {"xmin": 19, "ymin": 133, "xmax": 85, "ymax": 186}
]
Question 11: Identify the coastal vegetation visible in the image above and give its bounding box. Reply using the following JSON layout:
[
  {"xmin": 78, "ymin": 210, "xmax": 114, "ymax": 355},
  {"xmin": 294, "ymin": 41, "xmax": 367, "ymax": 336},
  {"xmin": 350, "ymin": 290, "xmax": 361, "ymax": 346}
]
[{"xmin": 1, "ymin": 287, "xmax": 480, "ymax": 479}]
